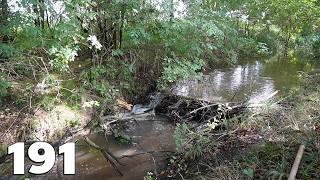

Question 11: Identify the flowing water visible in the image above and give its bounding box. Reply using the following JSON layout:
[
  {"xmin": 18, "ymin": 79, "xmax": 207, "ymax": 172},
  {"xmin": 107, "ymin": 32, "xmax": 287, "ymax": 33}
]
[{"xmin": 2, "ymin": 58, "xmax": 318, "ymax": 180}]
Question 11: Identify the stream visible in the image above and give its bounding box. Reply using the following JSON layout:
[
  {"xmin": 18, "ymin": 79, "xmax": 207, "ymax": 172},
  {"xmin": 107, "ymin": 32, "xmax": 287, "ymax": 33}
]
[
  {"xmin": 172, "ymin": 58, "xmax": 315, "ymax": 103},
  {"xmin": 3, "ymin": 58, "xmax": 318, "ymax": 179},
  {"xmin": 46, "ymin": 118, "xmax": 176, "ymax": 180}
]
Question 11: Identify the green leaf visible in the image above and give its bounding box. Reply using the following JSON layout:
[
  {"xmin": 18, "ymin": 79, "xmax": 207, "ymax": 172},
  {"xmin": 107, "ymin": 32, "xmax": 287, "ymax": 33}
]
[{"xmin": 243, "ymin": 168, "xmax": 254, "ymax": 178}]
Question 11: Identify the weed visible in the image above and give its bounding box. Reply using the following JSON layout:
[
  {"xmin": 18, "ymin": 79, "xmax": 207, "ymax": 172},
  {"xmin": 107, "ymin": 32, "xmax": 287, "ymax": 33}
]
[
  {"xmin": 66, "ymin": 118, "xmax": 81, "ymax": 128},
  {"xmin": 144, "ymin": 172, "xmax": 154, "ymax": 180},
  {"xmin": 37, "ymin": 95, "xmax": 56, "ymax": 111},
  {"xmin": 174, "ymin": 123, "xmax": 211, "ymax": 159},
  {"xmin": 0, "ymin": 73, "xmax": 10, "ymax": 102},
  {"xmin": 112, "ymin": 129, "xmax": 131, "ymax": 144}
]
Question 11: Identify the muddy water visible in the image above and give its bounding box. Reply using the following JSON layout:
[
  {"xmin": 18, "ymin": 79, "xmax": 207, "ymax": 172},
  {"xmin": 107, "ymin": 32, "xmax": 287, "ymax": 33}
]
[
  {"xmin": 172, "ymin": 59, "xmax": 315, "ymax": 103},
  {"xmin": 46, "ymin": 119, "xmax": 176, "ymax": 180}
]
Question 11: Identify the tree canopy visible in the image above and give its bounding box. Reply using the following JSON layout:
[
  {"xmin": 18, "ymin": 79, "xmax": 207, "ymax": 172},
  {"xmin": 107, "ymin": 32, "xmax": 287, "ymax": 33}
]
[{"xmin": 0, "ymin": 0, "xmax": 319, "ymax": 96}]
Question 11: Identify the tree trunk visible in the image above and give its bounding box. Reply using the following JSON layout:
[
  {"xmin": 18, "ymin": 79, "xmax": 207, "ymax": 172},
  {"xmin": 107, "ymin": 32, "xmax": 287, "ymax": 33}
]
[
  {"xmin": 39, "ymin": 0, "xmax": 45, "ymax": 29},
  {"xmin": 33, "ymin": 3, "xmax": 40, "ymax": 27},
  {"xmin": 1, "ymin": 0, "xmax": 8, "ymax": 22},
  {"xmin": 284, "ymin": 32, "xmax": 291, "ymax": 57},
  {"xmin": 1, "ymin": 0, "xmax": 9, "ymax": 43},
  {"xmin": 169, "ymin": 0, "xmax": 174, "ymax": 21},
  {"xmin": 33, "ymin": 0, "xmax": 45, "ymax": 29},
  {"xmin": 112, "ymin": 22, "xmax": 117, "ymax": 49},
  {"xmin": 119, "ymin": 9, "xmax": 125, "ymax": 49}
]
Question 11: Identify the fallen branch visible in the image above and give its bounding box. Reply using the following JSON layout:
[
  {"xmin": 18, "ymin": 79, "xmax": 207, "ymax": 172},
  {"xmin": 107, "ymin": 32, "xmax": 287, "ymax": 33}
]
[
  {"xmin": 288, "ymin": 144, "xmax": 305, "ymax": 180},
  {"xmin": 189, "ymin": 103, "xmax": 219, "ymax": 114},
  {"xmin": 100, "ymin": 113, "xmax": 155, "ymax": 122},
  {"xmin": 118, "ymin": 150, "xmax": 174, "ymax": 160},
  {"xmin": 155, "ymin": 94, "xmax": 246, "ymax": 123},
  {"xmin": 84, "ymin": 137, "xmax": 124, "ymax": 176}
]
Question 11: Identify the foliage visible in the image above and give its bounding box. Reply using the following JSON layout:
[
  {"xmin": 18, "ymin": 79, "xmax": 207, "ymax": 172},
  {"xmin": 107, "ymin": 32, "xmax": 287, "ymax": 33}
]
[
  {"xmin": 37, "ymin": 94, "xmax": 57, "ymax": 111},
  {"xmin": 295, "ymin": 33, "xmax": 320, "ymax": 58},
  {"xmin": 143, "ymin": 172, "xmax": 155, "ymax": 180},
  {"xmin": 66, "ymin": 118, "xmax": 81, "ymax": 128},
  {"xmin": 0, "ymin": 43, "xmax": 16, "ymax": 58},
  {"xmin": 82, "ymin": 74, "xmax": 117, "ymax": 100},
  {"xmin": 174, "ymin": 123, "xmax": 211, "ymax": 159},
  {"xmin": 1, "ymin": 0, "xmax": 318, "ymax": 95},
  {"xmin": 48, "ymin": 46, "xmax": 79, "ymax": 71},
  {"xmin": 256, "ymin": 42, "xmax": 271, "ymax": 56},
  {"xmin": 158, "ymin": 56, "xmax": 204, "ymax": 88},
  {"xmin": 0, "ymin": 73, "xmax": 10, "ymax": 102},
  {"xmin": 112, "ymin": 129, "xmax": 131, "ymax": 144},
  {"xmin": 242, "ymin": 167, "xmax": 254, "ymax": 178},
  {"xmin": 81, "ymin": 60, "xmax": 135, "ymax": 99}
]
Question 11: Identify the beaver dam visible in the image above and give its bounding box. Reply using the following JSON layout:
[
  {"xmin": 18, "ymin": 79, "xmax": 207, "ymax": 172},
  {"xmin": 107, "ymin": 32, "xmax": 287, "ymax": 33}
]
[{"xmin": 0, "ymin": 59, "xmax": 318, "ymax": 179}]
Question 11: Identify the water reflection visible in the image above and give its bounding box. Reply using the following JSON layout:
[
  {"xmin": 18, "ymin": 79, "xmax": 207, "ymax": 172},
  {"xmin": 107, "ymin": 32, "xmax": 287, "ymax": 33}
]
[{"xmin": 172, "ymin": 59, "xmax": 314, "ymax": 104}]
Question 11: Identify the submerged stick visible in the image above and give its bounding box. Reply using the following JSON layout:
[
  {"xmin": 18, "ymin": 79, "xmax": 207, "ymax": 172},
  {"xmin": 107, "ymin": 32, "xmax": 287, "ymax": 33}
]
[
  {"xmin": 288, "ymin": 144, "xmax": 305, "ymax": 180},
  {"xmin": 84, "ymin": 137, "xmax": 124, "ymax": 176}
]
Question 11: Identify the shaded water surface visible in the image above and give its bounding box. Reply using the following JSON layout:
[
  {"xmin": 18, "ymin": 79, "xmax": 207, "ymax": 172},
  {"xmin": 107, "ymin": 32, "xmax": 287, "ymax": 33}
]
[
  {"xmin": 172, "ymin": 59, "xmax": 315, "ymax": 103},
  {"xmin": 47, "ymin": 120, "xmax": 175, "ymax": 179}
]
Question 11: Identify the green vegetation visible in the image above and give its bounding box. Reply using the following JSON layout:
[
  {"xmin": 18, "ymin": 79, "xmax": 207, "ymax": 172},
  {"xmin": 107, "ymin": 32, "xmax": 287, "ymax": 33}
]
[
  {"xmin": 1, "ymin": 0, "xmax": 319, "ymax": 98},
  {"xmin": 158, "ymin": 56, "xmax": 204, "ymax": 88},
  {"xmin": 0, "ymin": 0, "xmax": 320, "ymax": 178},
  {"xmin": 174, "ymin": 123, "xmax": 212, "ymax": 159},
  {"xmin": 0, "ymin": 73, "xmax": 10, "ymax": 101}
]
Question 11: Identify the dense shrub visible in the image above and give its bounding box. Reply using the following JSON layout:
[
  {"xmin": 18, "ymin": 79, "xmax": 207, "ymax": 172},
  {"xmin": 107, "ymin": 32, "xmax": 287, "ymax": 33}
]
[
  {"xmin": 295, "ymin": 34, "xmax": 320, "ymax": 58},
  {"xmin": 158, "ymin": 56, "xmax": 205, "ymax": 88}
]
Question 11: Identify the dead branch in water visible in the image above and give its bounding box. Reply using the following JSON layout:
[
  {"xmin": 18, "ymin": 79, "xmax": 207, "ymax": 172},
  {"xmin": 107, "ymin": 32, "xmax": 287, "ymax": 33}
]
[
  {"xmin": 154, "ymin": 94, "xmax": 247, "ymax": 124},
  {"xmin": 118, "ymin": 150, "xmax": 174, "ymax": 160},
  {"xmin": 84, "ymin": 137, "xmax": 124, "ymax": 176},
  {"xmin": 154, "ymin": 91, "xmax": 278, "ymax": 128}
]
